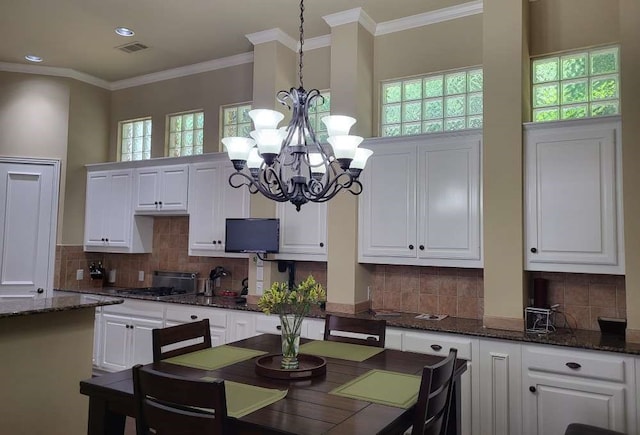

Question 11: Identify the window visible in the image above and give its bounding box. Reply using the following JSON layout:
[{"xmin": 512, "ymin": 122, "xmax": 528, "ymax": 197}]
[
  {"xmin": 167, "ymin": 111, "xmax": 204, "ymax": 157},
  {"xmin": 380, "ymin": 68, "xmax": 483, "ymax": 137},
  {"xmin": 532, "ymin": 45, "xmax": 620, "ymax": 122},
  {"xmin": 309, "ymin": 91, "xmax": 331, "ymax": 143},
  {"xmin": 221, "ymin": 103, "xmax": 253, "ymax": 142},
  {"xmin": 119, "ymin": 117, "xmax": 152, "ymax": 161}
]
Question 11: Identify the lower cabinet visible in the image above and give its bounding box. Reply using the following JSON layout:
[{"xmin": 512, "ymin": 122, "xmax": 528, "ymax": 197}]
[
  {"xmin": 227, "ymin": 310, "xmax": 258, "ymax": 342},
  {"xmin": 403, "ymin": 330, "xmax": 479, "ymax": 435},
  {"xmin": 521, "ymin": 344, "xmax": 637, "ymax": 435},
  {"xmin": 164, "ymin": 305, "xmax": 228, "ymax": 348},
  {"xmin": 98, "ymin": 300, "xmax": 164, "ymax": 372}
]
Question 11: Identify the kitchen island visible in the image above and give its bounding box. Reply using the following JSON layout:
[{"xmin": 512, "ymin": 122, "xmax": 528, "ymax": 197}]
[{"xmin": 0, "ymin": 294, "xmax": 123, "ymax": 435}]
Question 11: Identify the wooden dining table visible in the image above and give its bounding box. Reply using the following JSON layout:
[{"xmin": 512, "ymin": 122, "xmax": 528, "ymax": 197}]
[{"xmin": 80, "ymin": 334, "xmax": 467, "ymax": 435}]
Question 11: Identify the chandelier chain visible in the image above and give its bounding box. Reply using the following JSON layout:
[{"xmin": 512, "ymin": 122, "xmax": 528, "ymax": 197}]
[{"xmin": 298, "ymin": 0, "xmax": 305, "ymax": 88}]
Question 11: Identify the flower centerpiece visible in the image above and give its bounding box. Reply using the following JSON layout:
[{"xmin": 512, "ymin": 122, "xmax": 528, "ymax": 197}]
[{"xmin": 258, "ymin": 275, "xmax": 326, "ymax": 369}]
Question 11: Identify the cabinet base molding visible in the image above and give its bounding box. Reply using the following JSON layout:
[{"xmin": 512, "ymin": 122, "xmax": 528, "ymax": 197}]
[
  {"xmin": 625, "ymin": 328, "xmax": 640, "ymax": 343},
  {"xmin": 483, "ymin": 316, "xmax": 523, "ymax": 331}
]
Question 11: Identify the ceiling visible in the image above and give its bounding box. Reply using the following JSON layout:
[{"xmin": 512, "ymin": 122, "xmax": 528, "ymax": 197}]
[{"xmin": 0, "ymin": 0, "xmax": 467, "ymax": 83}]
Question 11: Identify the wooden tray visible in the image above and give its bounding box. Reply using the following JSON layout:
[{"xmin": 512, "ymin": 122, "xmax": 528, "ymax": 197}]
[{"xmin": 255, "ymin": 353, "xmax": 327, "ymax": 380}]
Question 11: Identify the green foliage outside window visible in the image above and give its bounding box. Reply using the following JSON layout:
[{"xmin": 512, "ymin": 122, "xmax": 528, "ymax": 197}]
[
  {"xmin": 168, "ymin": 111, "xmax": 204, "ymax": 157},
  {"xmin": 120, "ymin": 118, "xmax": 152, "ymax": 161},
  {"xmin": 533, "ymin": 46, "xmax": 619, "ymax": 122},
  {"xmin": 381, "ymin": 67, "xmax": 483, "ymax": 137}
]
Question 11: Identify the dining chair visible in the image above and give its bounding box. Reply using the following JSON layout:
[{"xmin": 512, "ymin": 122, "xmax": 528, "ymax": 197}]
[
  {"xmin": 323, "ymin": 314, "xmax": 387, "ymax": 348},
  {"xmin": 564, "ymin": 423, "xmax": 625, "ymax": 435},
  {"xmin": 410, "ymin": 348, "xmax": 458, "ymax": 435},
  {"xmin": 132, "ymin": 364, "xmax": 228, "ymax": 435},
  {"xmin": 152, "ymin": 318, "xmax": 212, "ymax": 362}
]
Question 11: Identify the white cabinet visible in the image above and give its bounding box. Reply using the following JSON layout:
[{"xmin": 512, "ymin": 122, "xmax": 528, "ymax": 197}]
[
  {"xmin": 84, "ymin": 169, "xmax": 153, "ymax": 253},
  {"xmin": 164, "ymin": 305, "xmax": 228, "ymax": 348},
  {"xmin": 524, "ymin": 117, "xmax": 624, "ymax": 274},
  {"xmin": 359, "ymin": 132, "xmax": 482, "ymax": 268},
  {"xmin": 227, "ymin": 311, "xmax": 258, "ymax": 342},
  {"xmin": 522, "ymin": 344, "xmax": 636, "ymax": 435},
  {"xmin": 302, "ymin": 317, "xmax": 325, "ymax": 340},
  {"xmin": 188, "ymin": 159, "xmax": 250, "ymax": 256},
  {"xmin": 134, "ymin": 164, "xmax": 189, "ymax": 214},
  {"xmin": 478, "ymin": 339, "xmax": 522, "ymax": 435},
  {"xmin": 98, "ymin": 300, "xmax": 163, "ymax": 372},
  {"xmin": 402, "ymin": 330, "xmax": 479, "ymax": 435},
  {"xmin": 276, "ymin": 201, "xmax": 327, "ymax": 261}
]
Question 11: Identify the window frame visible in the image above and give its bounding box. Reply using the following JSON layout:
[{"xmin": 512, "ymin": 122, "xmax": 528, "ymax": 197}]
[
  {"xmin": 219, "ymin": 101, "xmax": 253, "ymax": 151},
  {"xmin": 165, "ymin": 109, "xmax": 205, "ymax": 157}
]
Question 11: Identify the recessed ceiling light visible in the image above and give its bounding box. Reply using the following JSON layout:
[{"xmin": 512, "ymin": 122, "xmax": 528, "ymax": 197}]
[
  {"xmin": 24, "ymin": 55, "xmax": 43, "ymax": 63},
  {"xmin": 115, "ymin": 27, "xmax": 135, "ymax": 37}
]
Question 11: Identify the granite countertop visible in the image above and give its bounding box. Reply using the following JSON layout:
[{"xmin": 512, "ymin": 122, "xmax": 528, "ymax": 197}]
[
  {"xmin": 55, "ymin": 288, "xmax": 640, "ymax": 356},
  {"xmin": 0, "ymin": 294, "xmax": 123, "ymax": 319}
]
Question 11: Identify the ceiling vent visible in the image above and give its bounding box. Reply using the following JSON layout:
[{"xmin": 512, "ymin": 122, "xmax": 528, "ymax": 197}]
[{"xmin": 116, "ymin": 42, "xmax": 149, "ymax": 54}]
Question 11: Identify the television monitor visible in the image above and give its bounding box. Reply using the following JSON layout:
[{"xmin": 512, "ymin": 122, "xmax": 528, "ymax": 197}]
[{"xmin": 225, "ymin": 218, "xmax": 280, "ymax": 253}]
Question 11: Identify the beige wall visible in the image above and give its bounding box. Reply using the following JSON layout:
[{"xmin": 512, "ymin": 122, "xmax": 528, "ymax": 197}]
[{"xmin": 110, "ymin": 62, "xmax": 253, "ymax": 159}]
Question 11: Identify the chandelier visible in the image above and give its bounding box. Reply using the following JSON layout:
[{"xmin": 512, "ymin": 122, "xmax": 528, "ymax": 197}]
[{"xmin": 222, "ymin": 0, "xmax": 372, "ymax": 211}]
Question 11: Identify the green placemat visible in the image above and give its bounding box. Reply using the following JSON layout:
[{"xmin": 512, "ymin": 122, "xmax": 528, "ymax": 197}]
[
  {"xmin": 164, "ymin": 345, "xmax": 267, "ymax": 370},
  {"xmin": 201, "ymin": 377, "xmax": 287, "ymax": 418},
  {"xmin": 299, "ymin": 340, "xmax": 384, "ymax": 362},
  {"xmin": 329, "ymin": 369, "xmax": 421, "ymax": 409}
]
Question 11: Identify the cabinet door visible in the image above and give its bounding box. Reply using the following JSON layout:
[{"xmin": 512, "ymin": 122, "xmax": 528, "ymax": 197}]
[
  {"xmin": 84, "ymin": 172, "xmax": 109, "ymax": 246},
  {"xmin": 104, "ymin": 170, "xmax": 133, "ymax": 247},
  {"xmin": 188, "ymin": 163, "xmax": 220, "ymax": 253},
  {"xmin": 134, "ymin": 168, "xmax": 160, "ymax": 212},
  {"xmin": 158, "ymin": 165, "xmax": 189, "ymax": 212},
  {"xmin": 359, "ymin": 143, "xmax": 417, "ymax": 260},
  {"xmin": 523, "ymin": 372, "xmax": 627, "ymax": 435},
  {"xmin": 417, "ymin": 136, "xmax": 481, "ymax": 263},
  {"xmin": 525, "ymin": 122, "xmax": 620, "ymax": 273},
  {"xmin": 228, "ymin": 311, "xmax": 257, "ymax": 342},
  {"xmin": 129, "ymin": 316, "xmax": 163, "ymax": 366},
  {"xmin": 100, "ymin": 313, "xmax": 130, "ymax": 372},
  {"xmin": 277, "ymin": 201, "xmax": 327, "ymax": 259},
  {"xmin": 216, "ymin": 163, "xmax": 250, "ymax": 250}
]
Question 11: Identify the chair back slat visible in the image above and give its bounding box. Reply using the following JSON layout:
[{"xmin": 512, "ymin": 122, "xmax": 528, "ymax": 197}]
[
  {"xmin": 411, "ymin": 348, "xmax": 458, "ymax": 435},
  {"xmin": 152, "ymin": 319, "xmax": 212, "ymax": 362},
  {"xmin": 323, "ymin": 314, "xmax": 386, "ymax": 348},
  {"xmin": 133, "ymin": 364, "xmax": 227, "ymax": 435}
]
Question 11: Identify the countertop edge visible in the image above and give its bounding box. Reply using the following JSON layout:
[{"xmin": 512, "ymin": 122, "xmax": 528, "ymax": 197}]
[{"xmin": 0, "ymin": 294, "xmax": 124, "ymax": 319}]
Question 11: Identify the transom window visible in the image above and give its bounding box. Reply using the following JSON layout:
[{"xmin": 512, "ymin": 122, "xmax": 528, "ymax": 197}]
[
  {"xmin": 380, "ymin": 68, "xmax": 483, "ymax": 137},
  {"xmin": 167, "ymin": 111, "xmax": 204, "ymax": 157},
  {"xmin": 119, "ymin": 117, "xmax": 152, "ymax": 161},
  {"xmin": 309, "ymin": 91, "xmax": 331, "ymax": 143},
  {"xmin": 532, "ymin": 45, "xmax": 620, "ymax": 122},
  {"xmin": 221, "ymin": 103, "xmax": 253, "ymax": 142}
]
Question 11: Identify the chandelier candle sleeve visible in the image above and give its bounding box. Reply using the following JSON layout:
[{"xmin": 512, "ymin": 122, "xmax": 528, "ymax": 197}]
[{"xmin": 222, "ymin": 0, "xmax": 372, "ymax": 211}]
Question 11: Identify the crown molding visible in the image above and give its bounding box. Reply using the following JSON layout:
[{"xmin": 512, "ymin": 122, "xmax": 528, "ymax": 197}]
[
  {"xmin": 303, "ymin": 34, "xmax": 331, "ymax": 51},
  {"xmin": 110, "ymin": 52, "xmax": 254, "ymax": 90},
  {"xmin": 0, "ymin": 62, "xmax": 111, "ymax": 89},
  {"xmin": 322, "ymin": 8, "xmax": 377, "ymax": 35},
  {"xmin": 376, "ymin": 0, "xmax": 483, "ymax": 36},
  {"xmin": 245, "ymin": 28, "xmax": 298, "ymax": 52}
]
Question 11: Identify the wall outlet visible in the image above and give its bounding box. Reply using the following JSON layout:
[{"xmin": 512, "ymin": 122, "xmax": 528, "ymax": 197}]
[
  {"xmin": 138, "ymin": 270, "xmax": 144, "ymax": 282},
  {"xmin": 255, "ymin": 281, "xmax": 263, "ymax": 295},
  {"xmin": 76, "ymin": 269, "xmax": 83, "ymax": 280}
]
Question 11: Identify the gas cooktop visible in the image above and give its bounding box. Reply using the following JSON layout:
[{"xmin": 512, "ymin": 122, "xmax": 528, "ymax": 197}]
[{"xmin": 116, "ymin": 287, "xmax": 188, "ymax": 297}]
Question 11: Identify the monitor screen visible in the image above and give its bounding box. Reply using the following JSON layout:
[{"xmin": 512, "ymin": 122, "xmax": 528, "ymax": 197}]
[{"xmin": 224, "ymin": 218, "xmax": 280, "ymax": 253}]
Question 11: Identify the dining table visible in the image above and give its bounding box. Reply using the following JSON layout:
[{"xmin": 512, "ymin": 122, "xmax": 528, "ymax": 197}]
[{"xmin": 80, "ymin": 334, "xmax": 467, "ymax": 435}]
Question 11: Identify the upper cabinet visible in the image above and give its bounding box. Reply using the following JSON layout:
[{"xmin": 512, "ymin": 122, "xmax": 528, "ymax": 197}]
[
  {"xmin": 359, "ymin": 132, "xmax": 482, "ymax": 268},
  {"xmin": 84, "ymin": 168, "xmax": 153, "ymax": 253},
  {"xmin": 188, "ymin": 158, "xmax": 250, "ymax": 256},
  {"xmin": 524, "ymin": 117, "xmax": 623, "ymax": 274},
  {"xmin": 275, "ymin": 201, "xmax": 327, "ymax": 261},
  {"xmin": 134, "ymin": 164, "xmax": 189, "ymax": 214}
]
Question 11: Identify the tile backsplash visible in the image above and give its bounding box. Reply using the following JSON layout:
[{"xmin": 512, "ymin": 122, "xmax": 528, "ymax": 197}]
[{"xmin": 55, "ymin": 216, "xmax": 625, "ymax": 329}]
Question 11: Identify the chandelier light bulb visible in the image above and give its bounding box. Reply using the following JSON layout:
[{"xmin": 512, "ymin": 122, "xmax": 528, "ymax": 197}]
[
  {"xmin": 328, "ymin": 135, "xmax": 363, "ymax": 160},
  {"xmin": 308, "ymin": 153, "xmax": 327, "ymax": 175},
  {"xmin": 350, "ymin": 148, "xmax": 374, "ymax": 170},
  {"xmin": 321, "ymin": 115, "xmax": 356, "ymax": 137},
  {"xmin": 248, "ymin": 109, "xmax": 284, "ymax": 130},
  {"xmin": 222, "ymin": 137, "xmax": 255, "ymax": 169},
  {"xmin": 246, "ymin": 147, "xmax": 264, "ymax": 169},
  {"xmin": 250, "ymin": 129, "xmax": 285, "ymax": 156}
]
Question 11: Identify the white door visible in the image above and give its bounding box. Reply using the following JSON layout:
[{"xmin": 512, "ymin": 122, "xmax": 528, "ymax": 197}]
[
  {"xmin": 277, "ymin": 201, "xmax": 327, "ymax": 258},
  {"xmin": 188, "ymin": 162, "xmax": 220, "ymax": 253},
  {"xmin": 217, "ymin": 162, "xmax": 250, "ymax": 251},
  {"xmin": 84, "ymin": 172, "xmax": 109, "ymax": 247},
  {"xmin": 0, "ymin": 159, "xmax": 59, "ymax": 298},
  {"xmin": 100, "ymin": 313, "xmax": 130, "ymax": 372},
  {"xmin": 104, "ymin": 170, "xmax": 133, "ymax": 248},
  {"xmin": 130, "ymin": 316, "xmax": 163, "ymax": 366},
  {"xmin": 134, "ymin": 168, "xmax": 160, "ymax": 212},
  {"xmin": 158, "ymin": 165, "xmax": 189, "ymax": 212}
]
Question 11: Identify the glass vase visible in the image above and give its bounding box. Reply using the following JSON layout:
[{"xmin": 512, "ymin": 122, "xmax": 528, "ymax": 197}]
[{"xmin": 279, "ymin": 314, "xmax": 303, "ymax": 370}]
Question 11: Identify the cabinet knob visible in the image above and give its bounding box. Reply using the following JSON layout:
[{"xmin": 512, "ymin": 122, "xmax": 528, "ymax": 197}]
[
  {"xmin": 105, "ymin": 238, "xmax": 109, "ymax": 242},
  {"xmin": 529, "ymin": 386, "xmax": 536, "ymax": 393},
  {"xmin": 430, "ymin": 344, "xmax": 442, "ymax": 351},
  {"xmin": 419, "ymin": 245, "xmax": 425, "ymax": 251},
  {"xmin": 101, "ymin": 238, "xmax": 105, "ymax": 242},
  {"xmin": 566, "ymin": 362, "xmax": 581, "ymax": 370},
  {"xmin": 190, "ymin": 315, "xmax": 198, "ymax": 320},
  {"xmin": 409, "ymin": 244, "xmax": 414, "ymax": 250},
  {"xmin": 217, "ymin": 240, "xmax": 222, "ymax": 244},
  {"xmin": 158, "ymin": 201, "xmax": 162, "ymax": 206},
  {"xmin": 319, "ymin": 242, "xmax": 324, "ymax": 248},
  {"xmin": 530, "ymin": 247, "xmax": 537, "ymax": 253},
  {"xmin": 154, "ymin": 201, "xmax": 158, "ymax": 205},
  {"xmin": 212, "ymin": 240, "xmax": 217, "ymax": 245},
  {"xmin": 36, "ymin": 288, "xmax": 44, "ymax": 294},
  {"xmin": 276, "ymin": 325, "xmax": 282, "ymax": 331}
]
